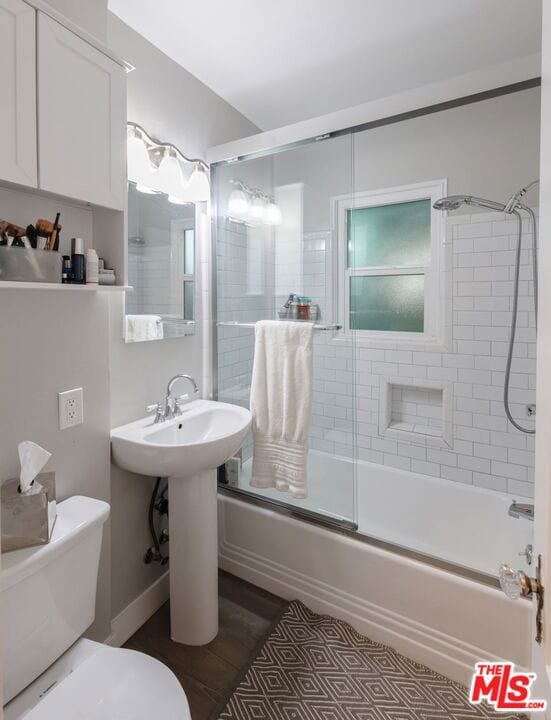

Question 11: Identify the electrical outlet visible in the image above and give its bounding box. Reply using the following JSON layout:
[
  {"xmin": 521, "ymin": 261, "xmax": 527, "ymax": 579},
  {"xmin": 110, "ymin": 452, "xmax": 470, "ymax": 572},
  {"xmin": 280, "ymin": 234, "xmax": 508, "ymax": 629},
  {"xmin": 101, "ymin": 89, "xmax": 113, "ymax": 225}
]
[{"xmin": 58, "ymin": 388, "xmax": 84, "ymax": 430}]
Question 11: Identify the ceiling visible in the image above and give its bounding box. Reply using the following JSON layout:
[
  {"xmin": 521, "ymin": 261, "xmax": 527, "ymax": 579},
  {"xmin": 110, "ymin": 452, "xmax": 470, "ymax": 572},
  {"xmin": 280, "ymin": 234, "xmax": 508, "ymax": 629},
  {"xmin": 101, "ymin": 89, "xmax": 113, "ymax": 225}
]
[{"xmin": 109, "ymin": 0, "xmax": 542, "ymax": 131}]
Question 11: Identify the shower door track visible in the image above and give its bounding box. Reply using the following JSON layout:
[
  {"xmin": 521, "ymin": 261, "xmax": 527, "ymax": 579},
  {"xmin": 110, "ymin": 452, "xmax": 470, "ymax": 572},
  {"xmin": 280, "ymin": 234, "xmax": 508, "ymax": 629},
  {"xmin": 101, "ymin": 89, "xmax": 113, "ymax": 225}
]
[
  {"xmin": 218, "ymin": 485, "xmax": 502, "ymax": 590},
  {"xmin": 218, "ymin": 483, "xmax": 358, "ymax": 532}
]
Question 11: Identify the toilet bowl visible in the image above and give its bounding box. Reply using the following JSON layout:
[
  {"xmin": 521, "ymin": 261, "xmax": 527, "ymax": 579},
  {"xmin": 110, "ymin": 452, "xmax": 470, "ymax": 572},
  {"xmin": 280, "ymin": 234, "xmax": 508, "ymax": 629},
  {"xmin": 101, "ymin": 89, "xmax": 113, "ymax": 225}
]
[
  {"xmin": 4, "ymin": 639, "xmax": 190, "ymax": 719},
  {"xmin": 1, "ymin": 496, "xmax": 191, "ymax": 719}
]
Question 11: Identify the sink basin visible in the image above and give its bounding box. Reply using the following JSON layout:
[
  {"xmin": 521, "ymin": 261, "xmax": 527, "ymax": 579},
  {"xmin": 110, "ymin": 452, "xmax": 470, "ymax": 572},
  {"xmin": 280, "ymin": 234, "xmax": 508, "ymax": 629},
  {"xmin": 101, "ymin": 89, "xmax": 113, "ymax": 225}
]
[
  {"xmin": 111, "ymin": 400, "xmax": 251, "ymax": 478},
  {"xmin": 110, "ymin": 399, "xmax": 251, "ymax": 647}
]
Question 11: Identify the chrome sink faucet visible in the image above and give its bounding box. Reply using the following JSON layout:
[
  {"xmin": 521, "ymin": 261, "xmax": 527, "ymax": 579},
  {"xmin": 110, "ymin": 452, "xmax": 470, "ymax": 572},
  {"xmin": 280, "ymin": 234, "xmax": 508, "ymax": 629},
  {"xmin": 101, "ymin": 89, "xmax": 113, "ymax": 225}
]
[{"xmin": 146, "ymin": 374, "xmax": 200, "ymax": 424}]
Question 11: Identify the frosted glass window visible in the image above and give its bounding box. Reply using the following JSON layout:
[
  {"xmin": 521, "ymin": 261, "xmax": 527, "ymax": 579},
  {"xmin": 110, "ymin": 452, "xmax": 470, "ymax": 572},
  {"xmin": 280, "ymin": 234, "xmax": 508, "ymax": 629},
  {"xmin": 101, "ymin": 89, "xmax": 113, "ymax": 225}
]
[
  {"xmin": 350, "ymin": 274, "xmax": 424, "ymax": 332},
  {"xmin": 348, "ymin": 200, "xmax": 431, "ymax": 268},
  {"xmin": 337, "ymin": 180, "xmax": 444, "ymax": 341}
]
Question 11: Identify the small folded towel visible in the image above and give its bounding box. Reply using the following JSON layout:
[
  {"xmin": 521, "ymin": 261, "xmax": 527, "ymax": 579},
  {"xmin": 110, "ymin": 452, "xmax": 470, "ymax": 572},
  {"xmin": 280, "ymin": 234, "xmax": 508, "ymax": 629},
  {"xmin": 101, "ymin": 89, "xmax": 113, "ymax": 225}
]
[
  {"xmin": 125, "ymin": 314, "xmax": 164, "ymax": 342},
  {"xmin": 250, "ymin": 320, "xmax": 314, "ymax": 498}
]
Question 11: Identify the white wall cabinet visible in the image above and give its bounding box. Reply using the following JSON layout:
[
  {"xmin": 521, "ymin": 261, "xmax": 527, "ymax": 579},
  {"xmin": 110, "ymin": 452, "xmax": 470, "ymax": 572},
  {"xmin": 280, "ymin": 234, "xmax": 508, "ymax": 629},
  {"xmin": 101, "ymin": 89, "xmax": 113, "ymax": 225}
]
[
  {"xmin": 0, "ymin": 0, "xmax": 37, "ymax": 187},
  {"xmin": 37, "ymin": 12, "xmax": 126, "ymax": 210}
]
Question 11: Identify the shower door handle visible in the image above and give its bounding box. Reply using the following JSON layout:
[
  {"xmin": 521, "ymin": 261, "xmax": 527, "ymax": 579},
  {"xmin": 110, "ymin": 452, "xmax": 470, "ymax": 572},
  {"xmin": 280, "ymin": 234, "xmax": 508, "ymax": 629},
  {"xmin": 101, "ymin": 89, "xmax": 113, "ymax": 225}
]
[{"xmin": 499, "ymin": 554, "xmax": 544, "ymax": 644}]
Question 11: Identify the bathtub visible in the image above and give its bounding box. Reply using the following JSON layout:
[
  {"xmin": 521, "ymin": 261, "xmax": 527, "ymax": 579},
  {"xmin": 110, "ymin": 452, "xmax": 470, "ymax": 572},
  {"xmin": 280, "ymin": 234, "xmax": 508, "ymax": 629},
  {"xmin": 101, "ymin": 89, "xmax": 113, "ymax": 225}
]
[
  {"xmin": 238, "ymin": 449, "xmax": 533, "ymax": 578},
  {"xmin": 220, "ymin": 449, "xmax": 533, "ymax": 685}
]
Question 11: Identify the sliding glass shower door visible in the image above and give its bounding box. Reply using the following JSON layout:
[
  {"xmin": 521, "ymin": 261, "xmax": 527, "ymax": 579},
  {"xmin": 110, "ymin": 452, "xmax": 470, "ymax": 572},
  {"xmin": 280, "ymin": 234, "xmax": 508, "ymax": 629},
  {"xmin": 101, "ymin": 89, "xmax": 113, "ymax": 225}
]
[{"xmin": 212, "ymin": 132, "xmax": 357, "ymax": 527}]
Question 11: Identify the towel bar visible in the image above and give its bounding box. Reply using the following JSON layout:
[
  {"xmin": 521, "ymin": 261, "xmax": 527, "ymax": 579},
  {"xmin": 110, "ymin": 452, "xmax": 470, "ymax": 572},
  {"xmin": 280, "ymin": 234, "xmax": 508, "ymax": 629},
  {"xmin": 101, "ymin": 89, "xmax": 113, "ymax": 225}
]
[{"xmin": 216, "ymin": 321, "xmax": 342, "ymax": 331}]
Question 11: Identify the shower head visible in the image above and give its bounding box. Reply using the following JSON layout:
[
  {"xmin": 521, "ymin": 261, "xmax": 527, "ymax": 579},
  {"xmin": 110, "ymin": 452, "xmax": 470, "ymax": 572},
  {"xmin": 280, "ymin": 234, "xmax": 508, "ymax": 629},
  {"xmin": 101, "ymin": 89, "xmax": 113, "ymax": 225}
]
[
  {"xmin": 433, "ymin": 196, "xmax": 468, "ymax": 211},
  {"xmin": 433, "ymin": 195, "xmax": 506, "ymax": 213}
]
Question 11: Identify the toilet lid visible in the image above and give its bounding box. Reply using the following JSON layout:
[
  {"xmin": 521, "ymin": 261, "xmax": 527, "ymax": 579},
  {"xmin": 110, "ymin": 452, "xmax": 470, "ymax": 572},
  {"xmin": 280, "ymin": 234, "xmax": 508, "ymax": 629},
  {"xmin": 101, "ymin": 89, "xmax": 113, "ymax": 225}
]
[{"xmin": 24, "ymin": 645, "xmax": 191, "ymax": 719}]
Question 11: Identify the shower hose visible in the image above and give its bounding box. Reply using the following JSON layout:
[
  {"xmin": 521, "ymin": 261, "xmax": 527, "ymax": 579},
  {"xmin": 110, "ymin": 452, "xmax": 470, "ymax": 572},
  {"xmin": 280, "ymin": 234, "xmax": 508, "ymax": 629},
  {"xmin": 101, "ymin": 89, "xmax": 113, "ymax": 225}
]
[{"xmin": 504, "ymin": 208, "xmax": 538, "ymax": 434}]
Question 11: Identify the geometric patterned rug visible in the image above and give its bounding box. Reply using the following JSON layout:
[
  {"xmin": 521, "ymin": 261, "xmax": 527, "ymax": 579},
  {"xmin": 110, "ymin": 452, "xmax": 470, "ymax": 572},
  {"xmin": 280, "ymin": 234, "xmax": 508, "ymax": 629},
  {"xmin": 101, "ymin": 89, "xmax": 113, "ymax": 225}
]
[{"xmin": 215, "ymin": 601, "xmax": 520, "ymax": 720}]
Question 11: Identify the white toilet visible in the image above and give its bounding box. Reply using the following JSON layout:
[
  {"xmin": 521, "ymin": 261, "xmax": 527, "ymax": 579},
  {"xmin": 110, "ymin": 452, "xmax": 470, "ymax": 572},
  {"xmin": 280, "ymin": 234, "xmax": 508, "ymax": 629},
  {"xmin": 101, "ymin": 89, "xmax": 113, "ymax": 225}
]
[{"xmin": 1, "ymin": 496, "xmax": 191, "ymax": 719}]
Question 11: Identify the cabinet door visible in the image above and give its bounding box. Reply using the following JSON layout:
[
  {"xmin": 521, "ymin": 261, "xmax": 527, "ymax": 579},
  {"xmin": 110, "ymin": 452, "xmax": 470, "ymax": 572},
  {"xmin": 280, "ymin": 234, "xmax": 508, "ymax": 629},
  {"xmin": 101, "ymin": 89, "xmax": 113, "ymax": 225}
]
[
  {"xmin": 0, "ymin": 0, "xmax": 37, "ymax": 187},
  {"xmin": 37, "ymin": 12, "xmax": 126, "ymax": 209}
]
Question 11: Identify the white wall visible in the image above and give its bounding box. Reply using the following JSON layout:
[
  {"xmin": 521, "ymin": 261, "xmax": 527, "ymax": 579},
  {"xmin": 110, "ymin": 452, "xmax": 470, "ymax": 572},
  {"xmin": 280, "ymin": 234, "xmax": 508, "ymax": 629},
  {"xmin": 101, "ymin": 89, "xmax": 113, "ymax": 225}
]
[
  {"xmin": 106, "ymin": 13, "xmax": 258, "ymax": 617},
  {"xmin": 271, "ymin": 88, "xmax": 541, "ymax": 233},
  {"xmin": 0, "ymin": 288, "xmax": 112, "ymax": 639},
  {"xmin": 0, "ymin": 6, "xmax": 257, "ymax": 642}
]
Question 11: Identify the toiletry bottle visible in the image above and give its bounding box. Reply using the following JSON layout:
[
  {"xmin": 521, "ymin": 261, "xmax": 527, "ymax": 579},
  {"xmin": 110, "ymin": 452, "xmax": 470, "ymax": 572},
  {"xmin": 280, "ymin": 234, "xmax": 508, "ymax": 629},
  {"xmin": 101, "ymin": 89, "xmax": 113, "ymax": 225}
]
[
  {"xmin": 278, "ymin": 293, "xmax": 297, "ymax": 320},
  {"xmin": 309, "ymin": 303, "xmax": 319, "ymax": 321},
  {"xmin": 296, "ymin": 296, "xmax": 312, "ymax": 320},
  {"xmin": 86, "ymin": 248, "xmax": 99, "ymax": 284},
  {"xmin": 62, "ymin": 255, "xmax": 71, "ymax": 283},
  {"xmin": 70, "ymin": 238, "xmax": 85, "ymax": 284}
]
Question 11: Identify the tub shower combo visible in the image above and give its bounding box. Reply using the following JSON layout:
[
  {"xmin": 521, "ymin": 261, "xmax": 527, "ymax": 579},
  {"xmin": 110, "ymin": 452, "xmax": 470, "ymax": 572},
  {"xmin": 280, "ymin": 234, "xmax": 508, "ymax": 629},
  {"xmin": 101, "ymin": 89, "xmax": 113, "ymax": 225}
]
[{"xmin": 210, "ymin": 82, "xmax": 540, "ymax": 682}]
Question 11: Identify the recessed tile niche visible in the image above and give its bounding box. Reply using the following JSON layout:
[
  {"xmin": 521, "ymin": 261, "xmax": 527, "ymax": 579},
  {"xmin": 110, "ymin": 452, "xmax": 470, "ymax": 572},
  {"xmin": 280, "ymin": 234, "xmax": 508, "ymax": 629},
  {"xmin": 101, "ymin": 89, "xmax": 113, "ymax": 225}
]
[{"xmin": 379, "ymin": 377, "xmax": 453, "ymax": 448}]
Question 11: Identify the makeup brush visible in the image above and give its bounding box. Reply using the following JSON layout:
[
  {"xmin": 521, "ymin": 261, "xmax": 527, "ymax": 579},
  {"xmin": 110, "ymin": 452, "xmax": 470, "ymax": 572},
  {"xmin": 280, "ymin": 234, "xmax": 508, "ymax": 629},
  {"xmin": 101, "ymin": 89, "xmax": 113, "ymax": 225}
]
[
  {"xmin": 0, "ymin": 221, "xmax": 25, "ymax": 238},
  {"xmin": 36, "ymin": 220, "xmax": 54, "ymax": 250},
  {"xmin": 50, "ymin": 213, "xmax": 61, "ymax": 251},
  {"xmin": 26, "ymin": 224, "xmax": 38, "ymax": 249},
  {"xmin": 36, "ymin": 219, "xmax": 55, "ymax": 238}
]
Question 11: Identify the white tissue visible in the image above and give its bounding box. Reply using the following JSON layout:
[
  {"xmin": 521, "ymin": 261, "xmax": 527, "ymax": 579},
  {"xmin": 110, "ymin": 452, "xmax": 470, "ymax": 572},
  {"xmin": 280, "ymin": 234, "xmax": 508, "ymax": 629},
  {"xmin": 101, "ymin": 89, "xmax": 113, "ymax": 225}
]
[{"xmin": 18, "ymin": 441, "xmax": 51, "ymax": 495}]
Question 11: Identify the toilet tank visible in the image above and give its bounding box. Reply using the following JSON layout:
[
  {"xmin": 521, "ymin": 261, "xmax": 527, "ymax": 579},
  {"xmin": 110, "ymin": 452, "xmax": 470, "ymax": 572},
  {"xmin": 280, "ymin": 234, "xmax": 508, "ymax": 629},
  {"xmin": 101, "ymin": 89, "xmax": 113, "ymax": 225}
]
[{"xmin": 1, "ymin": 496, "xmax": 110, "ymax": 704}]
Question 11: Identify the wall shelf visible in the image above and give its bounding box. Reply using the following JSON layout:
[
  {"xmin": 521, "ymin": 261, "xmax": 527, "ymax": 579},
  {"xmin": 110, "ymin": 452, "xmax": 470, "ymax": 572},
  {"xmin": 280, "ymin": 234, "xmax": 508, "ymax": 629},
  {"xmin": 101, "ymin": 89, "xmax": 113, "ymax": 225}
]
[{"xmin": 0, "ymin": 281, "xmax": 132, "ymax": 291}]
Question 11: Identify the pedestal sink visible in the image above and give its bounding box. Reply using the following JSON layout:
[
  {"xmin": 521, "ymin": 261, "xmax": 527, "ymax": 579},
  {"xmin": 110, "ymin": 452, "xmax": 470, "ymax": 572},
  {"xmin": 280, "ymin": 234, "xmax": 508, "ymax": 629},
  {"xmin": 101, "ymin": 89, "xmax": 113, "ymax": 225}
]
[{"xmin": 111, "ymin": 400, "xmax": 251, "ymax": 645}]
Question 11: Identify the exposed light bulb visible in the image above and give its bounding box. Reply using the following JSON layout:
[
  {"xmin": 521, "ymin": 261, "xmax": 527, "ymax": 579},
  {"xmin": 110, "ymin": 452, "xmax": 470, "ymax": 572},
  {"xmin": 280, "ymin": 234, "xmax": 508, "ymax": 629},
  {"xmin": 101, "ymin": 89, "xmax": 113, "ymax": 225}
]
[
  {"xmin": 228, "ymin": 188, "xmax": 250, "ymax": 217},
  {"xmin": 183, "ymin": 163, "xmax": 210, "ymax": 203},
  {"xmin": 263, "ymin": 201, "xmax": 282, "ymax": 226}
]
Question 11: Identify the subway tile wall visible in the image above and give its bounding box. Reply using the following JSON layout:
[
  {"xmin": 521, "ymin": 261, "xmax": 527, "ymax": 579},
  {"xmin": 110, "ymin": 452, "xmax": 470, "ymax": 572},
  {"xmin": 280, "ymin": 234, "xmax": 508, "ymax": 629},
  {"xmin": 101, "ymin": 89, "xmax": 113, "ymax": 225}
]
[
  {"xmin": 215, "ymin": 210, "xmax": 537, "ymax": 497},
  {"xmin": 127, "ymin": 242, "xmax": 190, "ymax": 339}
]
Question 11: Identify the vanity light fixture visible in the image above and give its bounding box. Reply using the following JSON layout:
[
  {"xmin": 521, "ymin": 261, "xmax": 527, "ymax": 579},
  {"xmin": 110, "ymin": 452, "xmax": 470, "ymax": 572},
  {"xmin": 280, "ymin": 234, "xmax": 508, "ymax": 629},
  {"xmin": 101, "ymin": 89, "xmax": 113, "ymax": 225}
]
[
  {"xmin": 127, "ymin": 133, "xmax": 156, "ymax": 191},
  {"xmin": 184, "ymin": 163, "xmax": 211, "ymax": 203},
  {"xmin": 250, "ymin": 193, "xmax": 265, "ymax": 220},
  {"xmin": 226, "ymin": 180, "xmax": 283, "ymax": 226},
  {"xmin": 263, "ymin": 201, "xmax": 283, "ymax": 226},
  {"xmin": 155, "ymin": 147, "xmax": 185, "ymax": 200},
  {"xmin": 127, "ymin": 122, "xmax": 210, "ymax": 202},
  {"xmin": 228, "ymin": 187, "xmax": 251, "ymax": 216}
]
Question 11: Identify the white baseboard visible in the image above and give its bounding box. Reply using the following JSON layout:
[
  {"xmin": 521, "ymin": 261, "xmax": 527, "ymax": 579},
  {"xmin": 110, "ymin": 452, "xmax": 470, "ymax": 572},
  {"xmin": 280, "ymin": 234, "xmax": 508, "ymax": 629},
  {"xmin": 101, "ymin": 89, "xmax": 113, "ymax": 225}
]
[{"xmin": 105, "ymin": 572, "xmax": 170, "ymax": 648}]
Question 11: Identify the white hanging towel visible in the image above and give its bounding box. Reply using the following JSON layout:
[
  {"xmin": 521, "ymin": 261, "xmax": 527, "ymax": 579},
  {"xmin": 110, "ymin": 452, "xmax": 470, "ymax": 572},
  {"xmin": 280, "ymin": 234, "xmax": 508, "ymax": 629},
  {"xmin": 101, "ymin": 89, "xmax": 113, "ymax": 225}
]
[
  {"xmin": 125, "ymin": 315, "xmax": 164, "ymax": 342},
  {"xmin": 250, "ymin": 320, "xmax": 314, "ymax": 498}
]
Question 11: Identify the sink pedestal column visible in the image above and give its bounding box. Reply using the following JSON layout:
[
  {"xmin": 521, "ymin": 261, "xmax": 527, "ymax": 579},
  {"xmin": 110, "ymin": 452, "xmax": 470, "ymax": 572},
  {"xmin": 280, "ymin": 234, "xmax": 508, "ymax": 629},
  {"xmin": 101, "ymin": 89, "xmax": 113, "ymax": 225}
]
[{"xmin": 168, "ymin": 469, "xmax": 219, "ymax": 645}]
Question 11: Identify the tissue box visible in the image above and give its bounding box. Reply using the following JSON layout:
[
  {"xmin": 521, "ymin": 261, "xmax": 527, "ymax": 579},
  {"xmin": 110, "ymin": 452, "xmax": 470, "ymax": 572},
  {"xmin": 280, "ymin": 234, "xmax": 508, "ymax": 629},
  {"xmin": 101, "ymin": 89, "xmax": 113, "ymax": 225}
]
[{"xmin": 1, "ymin": 472, "xmax": 57, "ymax": 553}]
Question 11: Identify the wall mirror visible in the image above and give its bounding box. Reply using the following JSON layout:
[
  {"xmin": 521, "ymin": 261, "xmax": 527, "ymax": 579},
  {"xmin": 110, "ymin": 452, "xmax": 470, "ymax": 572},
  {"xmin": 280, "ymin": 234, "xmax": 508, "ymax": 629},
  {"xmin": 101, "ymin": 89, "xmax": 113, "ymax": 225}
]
[
  {"xmin": 124, "ymin": 122, "xmax": 209, "ymax": 343},
  {"xmin": 125, "ymin": 183, "xmax": 196, "ymax": 341}
]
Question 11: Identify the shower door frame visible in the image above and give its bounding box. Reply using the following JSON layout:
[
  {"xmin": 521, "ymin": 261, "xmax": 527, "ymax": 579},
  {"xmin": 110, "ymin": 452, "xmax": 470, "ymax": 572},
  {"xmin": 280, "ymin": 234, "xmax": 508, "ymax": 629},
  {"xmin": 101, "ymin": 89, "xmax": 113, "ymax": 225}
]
[{"xmin": 209, "ymin": 78, "xmax": 541, "ymax": 533}]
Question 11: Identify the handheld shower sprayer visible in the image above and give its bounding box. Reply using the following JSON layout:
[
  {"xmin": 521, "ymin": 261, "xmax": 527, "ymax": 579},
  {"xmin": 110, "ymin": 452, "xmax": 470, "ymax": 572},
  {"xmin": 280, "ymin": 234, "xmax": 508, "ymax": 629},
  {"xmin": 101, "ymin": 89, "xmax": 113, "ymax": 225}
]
[{"xmin": 433, "ymin": 182, "xmax": 539, "ymax": 435}]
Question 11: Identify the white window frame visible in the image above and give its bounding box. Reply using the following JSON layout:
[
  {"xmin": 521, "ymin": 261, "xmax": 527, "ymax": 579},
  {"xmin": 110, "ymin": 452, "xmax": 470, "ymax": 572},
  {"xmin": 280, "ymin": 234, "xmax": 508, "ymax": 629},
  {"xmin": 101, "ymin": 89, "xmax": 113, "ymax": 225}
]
[
  {"xmin": 170, "ymin": 217, "xmax": 196, "ymax": 325},
  {"xmin": 332, "ymin": 179, "xmax": 447, "ymax": 347}
]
